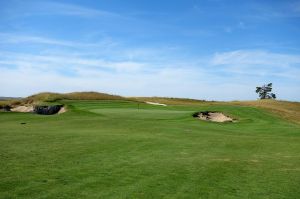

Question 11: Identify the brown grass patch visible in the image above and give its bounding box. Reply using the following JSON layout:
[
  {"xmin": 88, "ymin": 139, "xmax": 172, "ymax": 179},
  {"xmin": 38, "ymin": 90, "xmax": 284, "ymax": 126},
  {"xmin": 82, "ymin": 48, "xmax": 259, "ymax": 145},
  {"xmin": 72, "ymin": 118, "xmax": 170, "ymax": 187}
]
[
  {"xmin": 24, "ymin": 92, "xmax": 124, "ymax": 103},
  {"xmin": 229, "ymin": 100, "xmax": 300, "ymax": 124},
  {"xmin": 132, "ymin": 97, "xmax": 215, "ymax": 105}
]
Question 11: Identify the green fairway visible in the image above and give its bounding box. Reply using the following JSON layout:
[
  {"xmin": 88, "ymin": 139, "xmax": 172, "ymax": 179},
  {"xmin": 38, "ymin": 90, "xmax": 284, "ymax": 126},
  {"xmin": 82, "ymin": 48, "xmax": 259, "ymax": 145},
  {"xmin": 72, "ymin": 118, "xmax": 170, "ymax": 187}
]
[{"xmin": 1, "ymin": 100, "xmax": 300, "ymax": 198}]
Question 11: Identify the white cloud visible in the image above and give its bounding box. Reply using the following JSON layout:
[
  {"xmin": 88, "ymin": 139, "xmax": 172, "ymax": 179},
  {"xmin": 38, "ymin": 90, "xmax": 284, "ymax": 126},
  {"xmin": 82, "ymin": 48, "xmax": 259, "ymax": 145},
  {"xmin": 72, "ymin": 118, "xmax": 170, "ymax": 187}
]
[
  {"xmin": 0, "ymin": 33, "xmax": 73, "ymax": 46},
  {"xmin": 1, "ymin": 34, "xmax": 300, "ymax": 101},
  {"xmin": 0, "ymin": 65, "xmax": 249, "ymax": 100},
  {"xmin": 0, "ymin": 33, "xmax": 116, "ymax": 48},
  {"xmin": 42, "ymin": 2, "xmax": 119, "ymax": 18},
  {"xmin": 212, "ymin": 50, "xmax": 300, "ymax": 66},
  {"xmin": 10, "ymin": 1, "xmax": 121, "ymax": 18},
  {"xmin": 211, "ymin": 50, "xmax": 300, "ymax": 79},
  {"xmin": 3, "ymin": 62, "xmax": 298, "ymax": 101},
  {"xmin": 245, "ymin": 2, "xmax": 300, "ymax": 21},
  {"xmin": 0, "ymin": 52, "xmax": 144, "ymax": 73}
]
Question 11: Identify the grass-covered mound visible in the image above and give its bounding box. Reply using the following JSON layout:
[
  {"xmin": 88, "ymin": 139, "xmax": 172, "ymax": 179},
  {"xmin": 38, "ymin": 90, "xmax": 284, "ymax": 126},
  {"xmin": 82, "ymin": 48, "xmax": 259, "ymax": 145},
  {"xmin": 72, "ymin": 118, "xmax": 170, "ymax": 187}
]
[
  {"xmin": 24, "ymin": 92, "xmax": 124, "ymax": 103},
  {"xmin": 1, "ymin": 92, "xmax": 124, "ymax": 107},
  {"xmin": 231, "ymin": 99, "xmax": 300, "ymax": 124}
]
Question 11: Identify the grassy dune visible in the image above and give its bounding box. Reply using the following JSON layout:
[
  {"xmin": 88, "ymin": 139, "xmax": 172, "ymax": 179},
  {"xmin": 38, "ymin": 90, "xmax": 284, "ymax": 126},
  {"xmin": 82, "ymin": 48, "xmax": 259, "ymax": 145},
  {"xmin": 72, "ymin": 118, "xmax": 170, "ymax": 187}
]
[
  {"xmin": 25, "ymin": 92, "xmax": 124, "ymax": 102},
  {"xmin": 0, "ymin": 99, "xmax": 300, "ymax": 198},
  {"xmin": 230, "ymin": 100, "xmax": 300, "ymax": 124},
  {"xmin": 0, "ymin": 92, "xmax": 124, "ymax": 107},
  {"xmin": 4, "ymin": 93, "xmax": 299, "ymax": 124}
]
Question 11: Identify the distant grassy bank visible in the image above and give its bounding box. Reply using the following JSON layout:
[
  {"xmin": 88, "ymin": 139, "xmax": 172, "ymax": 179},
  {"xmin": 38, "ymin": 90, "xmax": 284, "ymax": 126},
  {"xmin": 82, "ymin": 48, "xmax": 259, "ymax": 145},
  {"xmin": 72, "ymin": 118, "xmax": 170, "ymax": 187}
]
[
  {"xmin": 134, "ymin": 97, "xmax": 300, "ymax": 124},
  {"xmin": 1, "ymin": 92, "xmax": 300, "ymax": 124}
]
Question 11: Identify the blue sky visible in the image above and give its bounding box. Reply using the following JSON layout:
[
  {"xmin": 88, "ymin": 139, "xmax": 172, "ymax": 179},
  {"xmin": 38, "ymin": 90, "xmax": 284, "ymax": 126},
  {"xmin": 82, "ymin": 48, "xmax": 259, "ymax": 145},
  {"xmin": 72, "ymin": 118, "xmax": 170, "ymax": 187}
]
[{"xmin": 0, "ymin": 0, "xmax": 300, "ymax": 100}]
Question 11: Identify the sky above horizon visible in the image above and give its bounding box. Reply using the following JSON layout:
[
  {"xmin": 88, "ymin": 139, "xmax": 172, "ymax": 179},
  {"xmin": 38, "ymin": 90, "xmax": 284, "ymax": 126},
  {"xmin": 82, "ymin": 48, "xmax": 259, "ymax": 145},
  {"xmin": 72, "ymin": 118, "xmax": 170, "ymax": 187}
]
[{"xmin": 0, "ymin": 0, "xmax": 300, "ymax": 101}]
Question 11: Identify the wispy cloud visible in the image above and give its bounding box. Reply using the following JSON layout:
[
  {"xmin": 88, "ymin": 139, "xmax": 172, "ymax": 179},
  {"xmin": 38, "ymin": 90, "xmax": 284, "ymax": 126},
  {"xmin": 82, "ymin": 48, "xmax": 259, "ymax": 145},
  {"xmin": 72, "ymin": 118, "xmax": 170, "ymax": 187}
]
[
  {"xmin": 211, "ymin": 50, "xmax": 300, "ymax": 79},
  {"xmin": 13, "ymin": 1, "xmax": 120, "ymax": 18},
  {"xmin": 0, "ymin": 0, "xmax": 299, "ymax": 100},
  {"xmin": 294, "ymin": 1, "xmax": 300, "ymax": 13},
  {"xmin": 0, "ymin": 33, "xmax": 76, "ymax": 47},
  {"xmin": 40, "ymin": 1, "xmax": 121, "ymax": 18},
  {"xmin": 0, "ymin": 31, "xmax": 299, "ymax": 100},
  {"xmin": 0, "ymin": 33, "xmax": 116, "ymax": 48},
  {"xmin": 0, "ymin": 51, "xmax": 145, "ymax": 73},
  {"xmin": 212, "ymin": 50, "xmax": 300, "ymax": 67},
  {"xmin": 1, "ymin": 46, "xmax": 300, "ymax": 100},
  {"xmin": 245, "ymin": 1, "xmax": 300, "ymax": 21}
]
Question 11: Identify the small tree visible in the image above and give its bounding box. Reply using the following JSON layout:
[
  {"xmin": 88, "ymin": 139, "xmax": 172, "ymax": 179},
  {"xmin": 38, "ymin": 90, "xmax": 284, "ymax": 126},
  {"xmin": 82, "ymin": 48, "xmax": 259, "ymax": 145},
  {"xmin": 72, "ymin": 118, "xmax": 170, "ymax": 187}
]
[{"xmin": 256, "ymin": 83, "xmax": 276, "ymax": 99}]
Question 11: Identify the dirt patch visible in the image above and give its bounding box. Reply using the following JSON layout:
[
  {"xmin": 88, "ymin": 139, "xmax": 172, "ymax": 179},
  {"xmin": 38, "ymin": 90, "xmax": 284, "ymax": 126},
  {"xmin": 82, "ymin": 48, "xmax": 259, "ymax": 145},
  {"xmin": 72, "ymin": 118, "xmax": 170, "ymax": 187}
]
[
  {"xmin": 193, "ymin": 111, "xmax": 234, "ymax": 122},
  {"xmin": 11, "ymin": 105, "xmax": 34, "ymax": 112}
]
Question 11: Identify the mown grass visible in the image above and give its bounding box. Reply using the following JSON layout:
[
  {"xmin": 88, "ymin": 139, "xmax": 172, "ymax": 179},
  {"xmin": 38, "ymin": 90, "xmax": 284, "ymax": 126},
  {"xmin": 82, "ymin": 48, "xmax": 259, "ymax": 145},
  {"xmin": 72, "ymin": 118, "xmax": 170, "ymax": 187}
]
[{"xmin": 0, "ymin": 100, "xmax": 300, "ymax": 198}]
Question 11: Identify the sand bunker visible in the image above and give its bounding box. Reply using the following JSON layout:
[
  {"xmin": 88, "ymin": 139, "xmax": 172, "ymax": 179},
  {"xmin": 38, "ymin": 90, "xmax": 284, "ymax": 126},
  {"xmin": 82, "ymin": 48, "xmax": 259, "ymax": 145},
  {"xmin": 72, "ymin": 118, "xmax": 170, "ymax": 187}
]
[
  {"xmin": 193, "ymin": 111, "xmax": 234, "ymax": 122},
  {"xmin": 34, "ymin": 105, "xmax": 64, "ymax": 115},
  {"xmin": 146, "ymin": 101, "xmax": 167, "ymax": 106},
  {"xmin": 58, "ymin": 107, "xmax": 66, "ymax": 114},
  {"xmin": 11, "ymin": 106, "xmax": 34, "ymax": 113},
  {"xmin": 10, "ymin": 105, "xmax": 66, "ymax": 114}
]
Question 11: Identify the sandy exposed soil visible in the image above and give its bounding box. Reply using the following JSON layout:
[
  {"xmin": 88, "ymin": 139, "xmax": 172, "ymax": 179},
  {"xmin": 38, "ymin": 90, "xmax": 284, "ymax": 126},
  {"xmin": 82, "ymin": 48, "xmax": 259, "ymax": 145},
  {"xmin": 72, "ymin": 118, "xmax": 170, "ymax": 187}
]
[
  {"xmin": 195, "ymin": 111, "xmax": 234, "ymax": 122},
  {"xmin": 11, "ymin": 106, "xmax": 34, "ymax": 112},
  {"xmin": 58, "ymin": 107, "xmax": 66, "ymax": 114},
  {"xmin": 11, "ymin": 105, "xmax": 66, "ymax": 114}
]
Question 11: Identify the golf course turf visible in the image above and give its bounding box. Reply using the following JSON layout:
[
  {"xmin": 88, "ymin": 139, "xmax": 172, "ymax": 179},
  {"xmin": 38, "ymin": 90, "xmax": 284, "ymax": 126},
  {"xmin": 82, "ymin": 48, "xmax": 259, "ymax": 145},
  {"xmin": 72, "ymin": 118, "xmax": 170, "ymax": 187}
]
[{"xmin": 1, "ymin": 100, "xmax": 300, "ymax": 198}]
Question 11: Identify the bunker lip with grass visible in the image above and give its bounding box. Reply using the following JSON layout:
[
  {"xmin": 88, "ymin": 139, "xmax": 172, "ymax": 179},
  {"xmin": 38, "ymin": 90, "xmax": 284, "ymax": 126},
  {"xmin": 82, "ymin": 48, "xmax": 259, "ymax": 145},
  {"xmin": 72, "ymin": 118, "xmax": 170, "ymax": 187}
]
[
  {"xmin": 193, "ymin": 111, "xmax": 234, "ymax": 122},
  {"xmin": 9, "ymin": 105, "xmax": 66, "ymax": 115}
]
